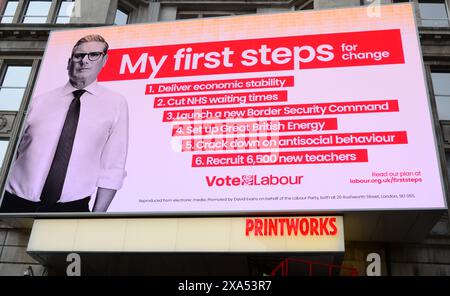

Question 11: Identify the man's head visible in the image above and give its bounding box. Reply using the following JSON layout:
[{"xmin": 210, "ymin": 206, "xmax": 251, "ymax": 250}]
[{"xmin": 67, "ymin": 34, "xmax": 109, "ymax": 89}]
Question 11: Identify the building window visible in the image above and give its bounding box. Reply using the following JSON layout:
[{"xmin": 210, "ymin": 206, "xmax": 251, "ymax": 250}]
[
  {"xmin": 22, "ymin": 0, "xmax": 52, "ymax": 23},
  {"xmin": 114, "ymin": 7, "xmax": 129, "ymax": 25},
  {"xmin": 419, "ymin": 0, "xmax": 449, "ymax": 27},
  {"xmin": 431, "ymin": 71, "xmax": 450, "ymax": 120},
  {"xmin": 0, "ymin": 65, "xmax": 32, "ymax": 111},
  {"xmin": 296, "ymin": 0, "xmax": 314, "ymax": 10},
  {"xmin": 1, "ymin": 0, "xmax": 78, "ymax": 24},
  {"xmin": 0, "ymin": 0, "xmax": 19, "ymax": 23},
  {"xmin": 56, "ymin": 0, "xmax": 75, "ymax": 24},
  {"xmin": 177, "ymin": 12, "xmax": 229, "ymax": 19},
  {"xmin": 176, "ymin": 10, "xmax": 256, "ymax": 20},
  {"xmin": 0, "ymin": 64, "xmax": 32, "ymax": 169},
  {"xmin": 0, "ymin": 140, "xmax": 9, "ymax": 169}
]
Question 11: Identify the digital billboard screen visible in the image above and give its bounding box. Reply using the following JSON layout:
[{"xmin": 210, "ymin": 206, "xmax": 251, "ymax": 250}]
[{"xmin": 0, "ymin": 3, "xmax": 446, "ymax": 215}]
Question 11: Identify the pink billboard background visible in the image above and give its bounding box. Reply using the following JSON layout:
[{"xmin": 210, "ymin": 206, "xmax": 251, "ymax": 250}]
[{"xmin": 10, "ymin": 3, "xmax": 448, "ymax": 213}]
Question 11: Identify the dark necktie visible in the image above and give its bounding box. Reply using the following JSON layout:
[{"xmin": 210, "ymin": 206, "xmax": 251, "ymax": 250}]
[{"xmin": 40, "ymin": 89, "xmax": 86, "ymax": 205}]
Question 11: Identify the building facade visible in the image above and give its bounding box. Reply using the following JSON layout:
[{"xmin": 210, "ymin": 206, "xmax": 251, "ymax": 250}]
[{"xmin": 1, "ymin": 0, "xmax": 450, "ymax": 276}]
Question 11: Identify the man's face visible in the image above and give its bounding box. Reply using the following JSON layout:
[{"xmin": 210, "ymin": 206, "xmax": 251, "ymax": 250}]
[{"xmin": 67, "ymin": 41, "xmax": 108, "ymax": 87}]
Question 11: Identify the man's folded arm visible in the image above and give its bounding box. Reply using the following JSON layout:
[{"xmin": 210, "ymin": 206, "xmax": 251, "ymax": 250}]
[{"xmin": 95, "ymin": 98, "xmax": 129, "ymax": 212}]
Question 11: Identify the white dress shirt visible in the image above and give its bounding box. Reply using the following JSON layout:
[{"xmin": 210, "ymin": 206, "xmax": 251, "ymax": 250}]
[{"xmin": 6, "ymin": 81, "xmax": 129, "ymax": 203}]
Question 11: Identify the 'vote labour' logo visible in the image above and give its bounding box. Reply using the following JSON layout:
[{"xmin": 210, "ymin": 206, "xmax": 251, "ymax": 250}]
[{"xmin": 241, "ymin": 175, "xmax": 255, "ymax": 185}]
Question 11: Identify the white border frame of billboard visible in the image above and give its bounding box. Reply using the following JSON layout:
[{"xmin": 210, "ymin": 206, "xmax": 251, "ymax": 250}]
[{"xmin": 0, "ymin": 2, "xmax": 447, "ymax": 218}]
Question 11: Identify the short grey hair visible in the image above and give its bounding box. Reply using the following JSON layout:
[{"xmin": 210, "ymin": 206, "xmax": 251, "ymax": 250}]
[{"xmin": 72, "ymin": 34, "xmax": 109, "ymax": 54}]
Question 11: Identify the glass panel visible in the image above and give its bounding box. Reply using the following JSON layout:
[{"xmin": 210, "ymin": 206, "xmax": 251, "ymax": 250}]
[
  {"xmin": 202, "ymin": 14, "xmax": 231, "ymax": 18},
  {"xmin": 56, "ymin": 16, "xmax": 69, "ymax": 23},
  {"xmin": 422, "ymin": 19, "xmax": 450, "ymax": 26},
  {"xmin": 114, "ymin": 8, "xmax": 128, "ymax": 25},
  {"xmin": 0, "ymin": 88, "xmax": 25, "ymax": 110},
  {"xmin": 0, "ymin": 140, "xmax": 9, "ymax": 168},
  {"xmin": 56, "ymin": 1, "xmax": 74, "ymax": 23},
  {"xmin": 419, "ymin": 2, "xmax": 449, "ymax": 27},
  {"xmin": 23, "ymin": 16, "xmax": 47, "ymax": 23},
  {"xmin": 420, "ymin": 3, "xmax": 448, "ymax": 19},
  {"xmin": 431, "ymin": 72, "xmax": 450, "ymax": 95},
  {"xmin": 447, "ymin": 153, "xmax": 450, "ymax": 174},
  {"xmin": 1, "ymin": 16, "xmax": 13, "ymax": 23},
  {"xmin": 3, "ymin": 1, "xmax": 19, "ymax": 15},
  {"xmin": 303, "ymin": 2, "xmax": 314, "ymax": 9},
  {"xmin": 2, "ymin": 66, "xmax": 32, "ymax": 87},
  {"xmin": 177, "ymin": 14, "xmax": 199, "ymax": 20},
  {"xmin": 1, "ymin": 1, "xmax": 19, "ymax": 23},
  {"xmin": 58, "ymin": 1, "xmax": 75, "ymax": 16},
  {"xmin": 297, "ymin": 1, "xmax": 313, "ymax": 10},
  {"xmin": 436, "ymin": 96, "xmax": 450, "ymax": 120},
  {"xmin": 23, "ymin": 0, "xmax": 52, "ymax": 23}
]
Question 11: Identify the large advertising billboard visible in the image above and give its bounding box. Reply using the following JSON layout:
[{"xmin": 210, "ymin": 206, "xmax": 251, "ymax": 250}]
[{"xmin": 0, "ymin": 3, "xmax": 446, "ymax": 215}]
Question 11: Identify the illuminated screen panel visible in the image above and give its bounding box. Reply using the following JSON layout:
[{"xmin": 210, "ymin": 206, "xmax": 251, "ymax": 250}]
[{"xmin": 0, "ymin": 3, "xmax": 446, "ymax": 215}]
